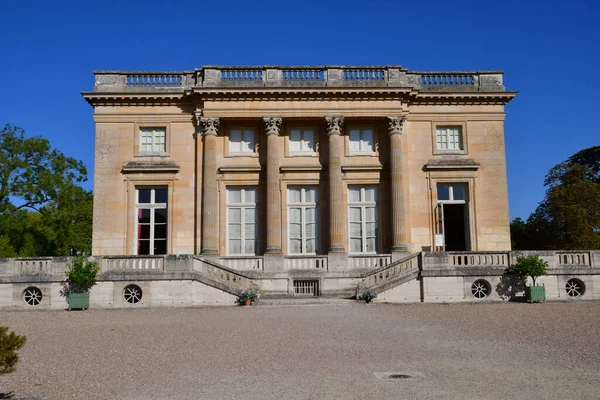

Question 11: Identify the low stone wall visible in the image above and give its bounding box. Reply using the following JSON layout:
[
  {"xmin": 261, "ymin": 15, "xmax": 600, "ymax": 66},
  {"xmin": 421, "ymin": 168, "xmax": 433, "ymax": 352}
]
[{"xmin": 1, "ymin": 251, "xmax": 599, "ymax": 309}]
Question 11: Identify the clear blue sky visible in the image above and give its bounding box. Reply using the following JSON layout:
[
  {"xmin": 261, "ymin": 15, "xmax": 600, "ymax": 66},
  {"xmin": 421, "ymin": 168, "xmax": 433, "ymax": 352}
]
[{"xmin": 0, "ymin": 0, "xmax": 598, "ymax": 219}]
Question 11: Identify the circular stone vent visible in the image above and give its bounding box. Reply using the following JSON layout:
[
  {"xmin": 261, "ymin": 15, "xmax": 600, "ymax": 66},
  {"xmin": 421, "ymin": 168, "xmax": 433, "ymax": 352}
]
[
  {"xmin": 23, "ymin": 286, "xmax": 42, "ymax": 306},
  {"xmin": 471, "ymin": 279, "xmax": 491, "ymax": 299},
  {"xmin": 123, "ymin": 284, "xmax": 143, "ymax": 304},
  {"xmin": 565, "ymin": 278, "xmax": 585, "ymax": 298}
]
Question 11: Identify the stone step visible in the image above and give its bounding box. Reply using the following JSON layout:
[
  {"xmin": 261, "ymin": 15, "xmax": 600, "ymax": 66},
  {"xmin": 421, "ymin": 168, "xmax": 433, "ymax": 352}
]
[{"xmin": 253, "ymin": 298, "xmax": 358, "ymax": 307}]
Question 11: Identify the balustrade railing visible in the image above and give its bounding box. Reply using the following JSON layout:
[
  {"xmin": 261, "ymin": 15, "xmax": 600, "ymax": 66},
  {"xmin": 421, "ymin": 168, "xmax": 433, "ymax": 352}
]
[
  {"xmin": 343, "ymin": 68, "xmax": 385, "ymax": 81},
  {"xmin": 420, "ymin": 73, "xmax": 476, "ymax": 87},
  {"xmin": 557, "ymin": 252, "xmax": 591, "ymax": 266},
  {"xmin": 126, "ymin": 73, "xmax": 184, "ymax": 87},
  {"xmin": 349, "ymin": 255, "xmax": 391, "ymax": 269},
  {"xmin": 281, "ymin": 68, "xmax": 324, "ymax": 81},
  {"xmin": 193, "ymin": 257, "xmax": 256, "ymax": 291},
  {"xmin": 450, "ymin": 252, "xmax": 510, "ymax": 267},
  {"xmin": 16, "ymin": 258, "xmax": 53, "ymax": 275},
  {"xmin": 361, "ymin": 253, "xmax": 420, "ymax": 289},
  {"xmin": 102, "ymin": 256, "xmax": 164, "ymax": 272},
  {"xmin": 219, "ymin": 257, "xmax": 264, "ymax": 271},
  {"xmin": 220, "ymin": 68, "xmax": 263, "ymax": 82},
  {"xmin": 284, "ymin": 256, "xmax": 328, "ymax": 270}
]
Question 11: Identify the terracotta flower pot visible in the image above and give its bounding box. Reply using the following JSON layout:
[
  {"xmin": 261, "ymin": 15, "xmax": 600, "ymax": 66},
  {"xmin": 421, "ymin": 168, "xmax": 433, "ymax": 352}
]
[{"xmin": 244, "ymin": 299, "xmax": 252, "ymax": 306}]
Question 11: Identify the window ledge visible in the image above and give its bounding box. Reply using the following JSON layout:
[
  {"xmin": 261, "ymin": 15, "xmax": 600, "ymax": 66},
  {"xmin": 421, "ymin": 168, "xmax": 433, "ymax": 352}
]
[
  {"xmin": 287, "ymin": 152, "xmax": 318, "ymax": 157},
  {"xmin": 348, "ymin": 152, "xmax": 377, "ymax": 157},
  {"xmin": 434, "ymin": 150, "xmax": 467, "ymax": 156},
  {"xmin": 134, "ymin": 152, "xmax": 170, "ymax": 158},
  {"xmin": 219, "ymin": 166, "xmax": 262, "ymax": 173},
  {"xmin": 121, "ymin": 161, "xmax": 180, "ymax": 174},
  {"xmin": 280, "ymin": 165, "xmax": 323, "ymax": 172},
  {"xmin": 224, "ymin": 152, "xmax": 258, "ymax": 158},
  {"xmin": 342, "ymin": 165, "xmax": 383, "ymax": 172},
  {"xmin": 424, "ymin": 159, "xmax": 480, "ymax": 171}
]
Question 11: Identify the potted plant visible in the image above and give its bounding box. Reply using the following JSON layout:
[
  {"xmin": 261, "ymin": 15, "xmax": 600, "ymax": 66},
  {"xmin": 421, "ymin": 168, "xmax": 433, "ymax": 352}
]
[
  {"xmin": 358, "ymin": 289, "xmax": 378, "ymax": 304},
  {"xmin": 65, "ymin": 256, "xmax": 100, "ymax": 310},
  {"xmin": 237, "ymin": 288, "xmax": 260, "ymax": 306},
  {"xmin": 512, "ymin": 255, "xmax": 548, "ymax": 303}
]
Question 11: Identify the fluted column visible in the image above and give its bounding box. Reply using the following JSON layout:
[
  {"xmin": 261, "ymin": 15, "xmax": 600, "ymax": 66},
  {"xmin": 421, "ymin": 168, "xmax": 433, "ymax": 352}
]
[
  {"xmin": 264, "ymin": 117, "xmax": 282, "ymax": 255},
  {"xmin": 388, "ymin": 117, "xmax": 412, "ymax": 256},
  {"xmin": 200, "ymin": 117, "xmax": 220, "ymax": 256},
  {"xmin": 326, "ymin": 116, "xmax": 345, "ymax": 253}
]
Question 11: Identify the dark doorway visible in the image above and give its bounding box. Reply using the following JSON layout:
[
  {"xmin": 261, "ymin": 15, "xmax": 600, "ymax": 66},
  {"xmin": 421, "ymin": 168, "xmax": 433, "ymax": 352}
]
[{"xmin": 443, "ymin": 204, "xmax": 469, "ymax": 251}]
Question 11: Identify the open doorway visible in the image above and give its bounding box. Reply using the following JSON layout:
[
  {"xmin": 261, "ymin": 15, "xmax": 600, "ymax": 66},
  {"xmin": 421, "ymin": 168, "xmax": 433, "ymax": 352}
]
[{"xmin": 435, "ymin": 183, "xmax": 471, "ymax": 251}]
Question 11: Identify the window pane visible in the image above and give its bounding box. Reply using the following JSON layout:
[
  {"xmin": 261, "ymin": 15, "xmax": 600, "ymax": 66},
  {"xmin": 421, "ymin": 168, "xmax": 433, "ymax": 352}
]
[
  {"xmin": 289, "ymin": 188, "xmax": 301, "ymax": 203},
  {"xmin": 229, "ymin": 208, "xmax": 241, "ymax": 223},
  {"xmin": 155, "ymin": 188, "xmax": 168, "ymax": 204},
  {"xmin": 154, "ymin": 224, "xmax": 167, "ymax": 239},
  {"xmin": 229, "ymin": 239, "xmax": 241, "ymax": 254},
  {"xmin": 350, "ymin": 222, "xmax": 362, "ymax": 237},
  {"xmin": 154, "ymin": 240, "xmax": 167, "ymax": 255},
  {"xmin": 362, "ymin": 130, "xmax": 373, "ymax": 152},
  {"xmin": 229, "ymin": 224, "xmax": 241, "ymax": 239},
  {"xmin": 303, "ymin": 130, "xmax": 315, "ymax": 152},
  {"xmin": 290, "ymin": 130, "xmax": 301, "ymax": 152},
  {"xmin": 230, "ymin": 130, "xmax": 241, "ymax": 152},
  {"xmin": 304, "ymin": 188, "xmax": 316, "ymax": 203},
  {"xmin": 306, "ymin": 239, "xmax": 315, "ymax": 254},
  {"xmin": 305, "ymin": 207, "xmax": 316, "ymax": 222},
  {"xmin": 138, "ymin": 189, "xmax": 151, "ymax": 204},
  {"xmin": 290, "ymin": 239, "xmax": 302, "ymax": 254},
  {"xmin": 437, "ymin": 184, "xmax": 450, "ymax": 201},
  {"xmin": 306, "ymin": 222, "xmax": 316, "ymax": 237},
  {"xmin": 241, "ymin": 137, "xmax": 254, "ymax": 152},
  {"xmin": 228, "ymin": 189, "xmax": 242, "ymax": 204},
  {"xmin": 350, "ymin": 238, "xmax": 362, "ymax": 252},
  {"xmin": 365, "ymin": 207, "xmax": 376, "ymax": 222},
  {"xmin": 138, "ymin": 240, "xmax": 150, "ymax": 255},
  {"xmin": 138, "ymin": 209, "xmax": 151, "ymax": 223},
  {"xmin": 366, "ymin": 238, "xmax": 377, "ymax": 252},
  {"xmin": 245, "ymin": 208, "xmax": 255, "ymax": 223},
  {"xmin": 365, "ymin": 187, "xmax": 376, "ymax": 202},
  {"xmin": 349, "ymin": 130, "xmax": 360, "ymax": 151},
  {"xmin": 289, "ymin": 223, "xmax": 302, "ymax": 238},
  {"xmin": 289, "ymin": 208, "xmax": 302, "ymax": 223},
  {"xmin": 139, "ymin": 225, "xmax": 150, "ymax": 240},
  {"xmin": 366, "ymin": 222, "xmax": 377, "ymax": 237},
  {"xmin": 244, "ymin": 223, "xmax": 255, "ymax": 239},
  {"xmin": 349, "ymin": 207, "xmax": 361, "ymax": 222},
  {"xmin": 244, "ymin": 239, "xmax": 255, "ymax": 254},
  {"xmin": 244, "ymin": 188, "xmax": 256, "ymax": 203},
  {"xmin": 349, "ymin": 188, "xmax": 361, "ymax": 202},
  {"xmin": 452, "ymin": 184, "xmax": 467, "ymax": 201}
]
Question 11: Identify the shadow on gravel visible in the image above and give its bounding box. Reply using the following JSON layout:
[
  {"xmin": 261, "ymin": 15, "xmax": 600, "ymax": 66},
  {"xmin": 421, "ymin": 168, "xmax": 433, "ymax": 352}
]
[{"xmin": 0, "ymin": 392, "xmax": 14, "ymax": 399}]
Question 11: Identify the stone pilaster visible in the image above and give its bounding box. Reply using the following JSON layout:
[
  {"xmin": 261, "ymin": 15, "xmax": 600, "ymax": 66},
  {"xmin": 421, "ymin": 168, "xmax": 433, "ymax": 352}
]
[
  {"xmin": 194, "ymin": 112, "xmax": 203, "ymax": 255},
  {"xmin": 388, "ymin": 117, "xmax": 412, "ymax": 259},
  {"xmin": 326, "ymin": 116, "xmax": 348, "ymax": 269},
  {"xmin": 263, "ymin": 117, "xmax": 284, "ymax": 269},
  {"xmin": 200, "ymin": 117, "xmax": 220, "ymax": 256}
]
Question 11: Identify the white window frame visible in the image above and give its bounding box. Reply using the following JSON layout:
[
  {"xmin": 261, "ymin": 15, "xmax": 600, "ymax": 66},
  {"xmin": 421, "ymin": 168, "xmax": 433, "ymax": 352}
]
[
  {"xmin": 229, "ymin": 129, "xmax": 256, "ymax": 154},
  {"xmin": 287, "ymin": 187, "xmax": 319, "ymax": 255},
  {"xmin": 348, "ymin": 128, "xmax": 375, "ymax": 154},
  {"xmin": 436, "ymin": 183, "xmax": 468, "ymax": 204},
  {"xmin": 139, "ymin": 127, "xmax": 167, "ymax": 153},
  {"xmin": 288, "ymin": 128, "xmax": 316, "ymax": 155},
  {"xmin": 435, "ymin": 126, "xmax": 463, "ymax": 152},
  {"xmin": 348, "ymin": 186, "xmax": 379, "ymax": 254},
  {"xmin": 135, "ymin": 187, "xmax": 168, "ymax": 255},
  {"xmin": 226, "ymin": 187, "xmax": 258, "ymax": 255}
]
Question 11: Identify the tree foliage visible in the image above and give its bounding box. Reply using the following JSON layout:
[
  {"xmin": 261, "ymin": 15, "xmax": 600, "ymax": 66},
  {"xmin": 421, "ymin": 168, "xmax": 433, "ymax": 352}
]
[
  {"xmin": 511, "ymin": 146, "xmax": 600, "ymax": 250},
  {"xmin": 511, "ymin": 255, "xmax": 548, "ymax": 286},
  {"xmin": 0, "ymin": 124, "xmax": 92, "ymax": 257},
  {"xmin": 0, "ymin": 326, "xmax": 26, "ymax": 375}
]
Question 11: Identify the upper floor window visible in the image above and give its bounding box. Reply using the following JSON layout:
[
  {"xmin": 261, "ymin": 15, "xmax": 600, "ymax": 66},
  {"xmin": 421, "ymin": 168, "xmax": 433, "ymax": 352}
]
[
  {"xmin": 136, "ymin": 187, "xmax": 168, "ymax": 255},
  {"xmin": 288, "ymin": 187, "xmax": 319, "ymax": 254},
  {"xmin": 229, "ymin": 129, "xmax": 255, "ymax": 154},
  {"xmin": 289, "ymin": 129, "xmax": 315, "ymax": 154},
  {"xmin": 436, "ymin": 126, "xmax": 463, "ymax": 151},
  {"xmin": 227, "ymin": 187, "xmax": 257, "ymax": 255},
  {"xmin": 348, "ymin": 186, "xmax": 378, "ymax": 253},
  {"xmin": 349, "ymin": 128, "xmax": 374, "ymax": 154},
  {"xmin": 140, "ymin": 127, "xmax": 166, "ymax": 153}
]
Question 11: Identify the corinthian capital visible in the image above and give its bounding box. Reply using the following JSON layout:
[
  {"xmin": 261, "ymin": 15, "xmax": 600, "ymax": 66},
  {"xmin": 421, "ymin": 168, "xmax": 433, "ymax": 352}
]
[
  {"xmin": 387, "ymin": 117, "xmax": 405, "ymax": 135},
  {"xmin": 325, "ymin": 116, "xmax": 344, "ymax": 136},
  {"xmin": 200, "ymin": 117, "xmax": 220, "ymax": 136},
  {"xmin": 263, "ymin": 117, "xmax": 282, "ymax": 136}
]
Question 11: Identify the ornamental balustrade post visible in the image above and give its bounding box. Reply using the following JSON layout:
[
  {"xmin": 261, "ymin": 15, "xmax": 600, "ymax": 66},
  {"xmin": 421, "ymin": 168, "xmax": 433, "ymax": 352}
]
[
  {"xmin": 200, "ymin": 117, "xmax": 220, "ymax": 257},
  {"xmin": 326, "ymin": 116, "xmax": 348, "ymax": 270},
  {"xmin": 388, "ymin": 117, "xmax": 412, "ymax": 259}
]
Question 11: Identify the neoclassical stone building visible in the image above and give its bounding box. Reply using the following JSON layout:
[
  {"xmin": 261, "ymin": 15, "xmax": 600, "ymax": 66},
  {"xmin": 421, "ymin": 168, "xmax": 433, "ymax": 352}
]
[{"xmin": 83, "ymin": 66, "xmax": 516, "ymax": 273}]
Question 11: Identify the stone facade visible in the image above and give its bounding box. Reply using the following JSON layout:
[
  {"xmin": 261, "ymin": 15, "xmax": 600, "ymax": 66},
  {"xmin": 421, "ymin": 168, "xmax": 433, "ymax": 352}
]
[{"xmin": 83, "ymin": 66, "xmax": 516, "ymax": 267}]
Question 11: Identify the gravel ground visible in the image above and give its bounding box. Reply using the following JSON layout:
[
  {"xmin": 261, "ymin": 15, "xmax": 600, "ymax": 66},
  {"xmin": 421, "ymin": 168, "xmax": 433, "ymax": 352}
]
[{"xmin": 1, "ymin": 302, "xmax": 599, "ymax": 400}]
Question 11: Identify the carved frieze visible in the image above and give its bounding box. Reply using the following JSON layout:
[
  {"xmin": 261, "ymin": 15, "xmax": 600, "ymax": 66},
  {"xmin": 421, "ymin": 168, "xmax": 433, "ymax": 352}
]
[
  {"xmin": 325, "ymin": 116, "xmax": 344, "ymax": 135},
  {"xmin": 263, "ymin": 117, "xmax": 282, "ymax": 135}
]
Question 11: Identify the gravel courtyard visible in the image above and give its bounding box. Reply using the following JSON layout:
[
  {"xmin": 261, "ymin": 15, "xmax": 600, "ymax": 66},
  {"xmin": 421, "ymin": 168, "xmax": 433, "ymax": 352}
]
[{"xmin": 1, "ymin": 302, "xmax": 599, "ymax": 400}]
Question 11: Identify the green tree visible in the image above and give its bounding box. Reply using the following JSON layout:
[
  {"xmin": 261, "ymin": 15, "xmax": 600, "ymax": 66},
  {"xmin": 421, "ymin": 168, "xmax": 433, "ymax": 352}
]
[
  {"xmin": 0, "ymin": 326, "xmax": 26, "ymax": 375},
  {"xmin": 512, "ymin": 146, "xmax": 600, "ymax": 250}
]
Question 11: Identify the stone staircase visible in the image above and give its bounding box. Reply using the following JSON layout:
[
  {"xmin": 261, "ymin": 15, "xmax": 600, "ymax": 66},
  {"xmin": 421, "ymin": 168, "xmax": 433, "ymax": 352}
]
[{"xmin": 358, "ymin": 252, "xmax": 421, "ymax": 295}]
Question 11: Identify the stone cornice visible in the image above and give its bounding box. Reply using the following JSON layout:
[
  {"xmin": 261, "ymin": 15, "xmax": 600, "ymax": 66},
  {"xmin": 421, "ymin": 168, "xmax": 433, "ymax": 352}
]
[
  {"xmin": 121, "ymin": 161, "xmax": 180, "ymax": 174},
  {"xmin": 424, "ymin": 159, "xmax": 480, "ymax": 171}
]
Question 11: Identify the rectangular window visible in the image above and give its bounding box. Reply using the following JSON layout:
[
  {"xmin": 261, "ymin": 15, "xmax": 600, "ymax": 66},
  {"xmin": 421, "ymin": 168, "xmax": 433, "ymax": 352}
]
[
  {"xmin": 349, "ymin": 128, "xmax": 374, "ymax": 154},
  {"xmin": 136, "ymin": 187, "xmax": 168, "ymax": 255},
  {"xmin": 140, "ymin": 127, "xmax": 166, "ymax": 153},
  {"xmin": 437, "ymin": 183, "xmax": 468, "ymax": 202},
  {"xmin": 229, "ymin": 129, "xmax": 255, "ymax": 153},
  {"xmin": 289, "ymin": 129, "xmax": 315, "ymax": 154},
  {"xmin": 348, "ymin": 186, "xmax": 378, "ymax": 253},
  {"xmin": 436, "ymin": 126, "xmax": 463, "ymax": 151},
  {"xmin": 288, "ymin": 187, "xmax": 318, "ymax": 254},
  {"xmin": 227, "ymin": 187, "xmax": 257, "ymax": 255}
]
